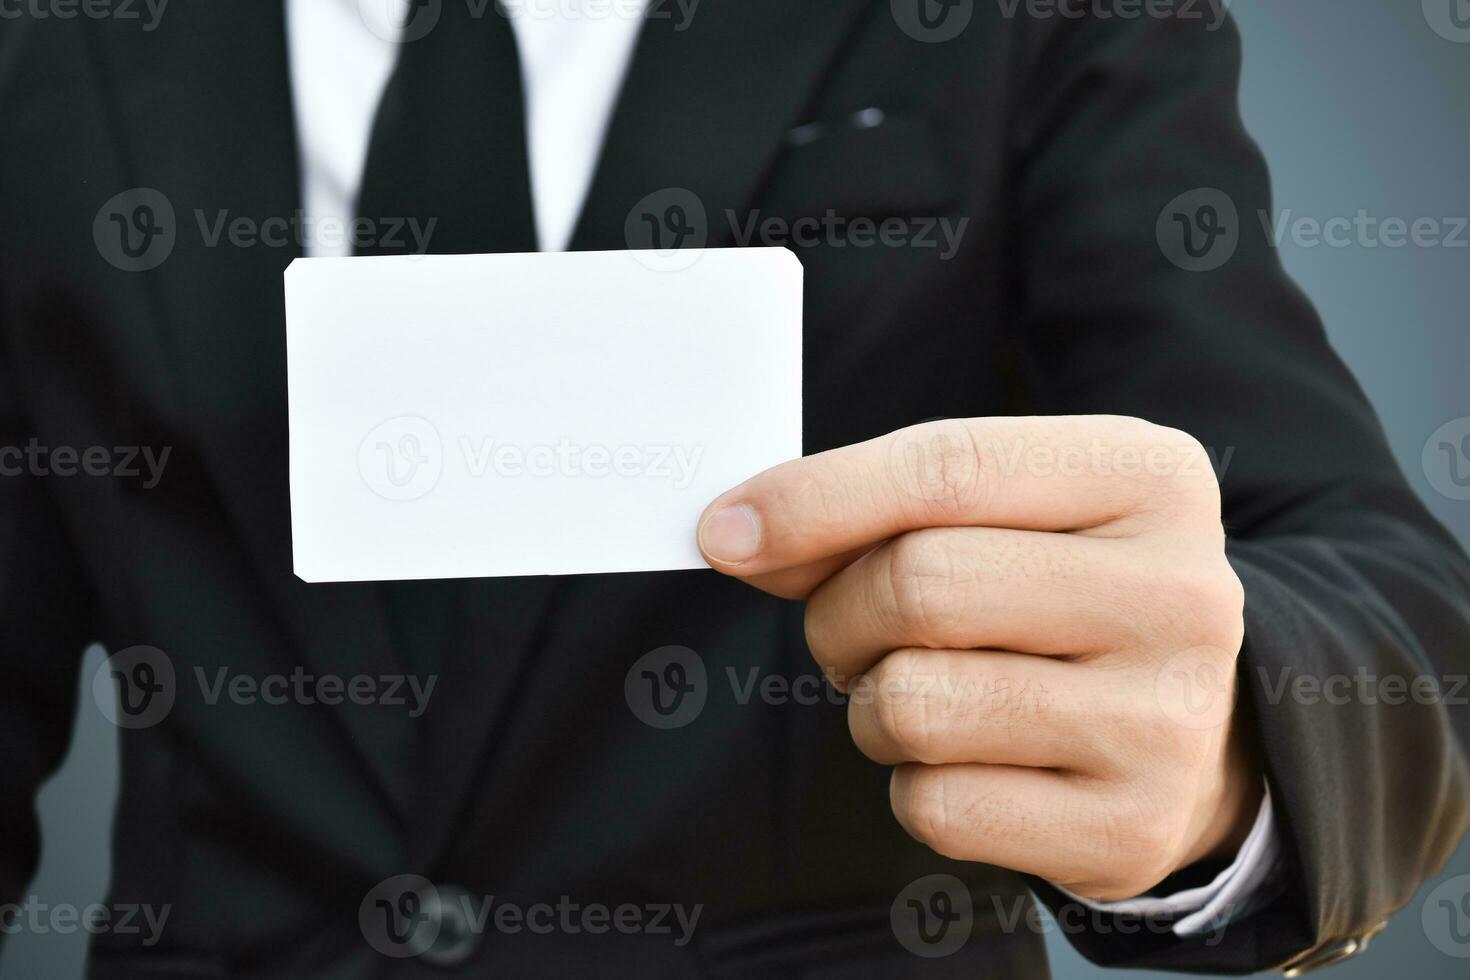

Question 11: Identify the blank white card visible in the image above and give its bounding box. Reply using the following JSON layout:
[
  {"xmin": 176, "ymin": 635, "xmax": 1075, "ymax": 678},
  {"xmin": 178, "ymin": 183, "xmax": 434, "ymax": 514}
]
[{"xmin": 285, "ymin": 248, "xmax": 803, "ymax": 582}]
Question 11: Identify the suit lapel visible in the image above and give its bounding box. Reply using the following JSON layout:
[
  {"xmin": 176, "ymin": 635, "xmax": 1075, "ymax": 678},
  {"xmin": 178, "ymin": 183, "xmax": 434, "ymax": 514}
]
[
  {"xmin": 87, "ymin": 4, "xmax": 417, "ymax": 813},
  {"xmin": 412, "ymin": 0, "xmax": 879, "ymax": 870},
  {"xmin": 571, "ymin": 0, "xmax": 881, "ymax": 252}
]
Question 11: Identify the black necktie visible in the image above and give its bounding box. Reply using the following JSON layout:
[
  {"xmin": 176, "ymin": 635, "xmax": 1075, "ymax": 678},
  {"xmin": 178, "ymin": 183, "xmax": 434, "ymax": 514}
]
[
  {"xmin": 356, "ymin": 3, "xmax": 538, "ymax": 675},
  {"xmin": 356, "ymin": 2, "xmax": 538, "ymax": 257}
]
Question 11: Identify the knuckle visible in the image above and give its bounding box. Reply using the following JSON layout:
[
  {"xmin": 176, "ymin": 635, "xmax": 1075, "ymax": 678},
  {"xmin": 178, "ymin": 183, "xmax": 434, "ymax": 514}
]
[
  {"xmin": 1170, "ymin": 558, "xmax": 1247, "ymax": 647},
  {"xmin": 895, "ymin": 767, "xmax": 960, "ymax": 853},
  {"xmin": 871, "ymin": 652, "xmax": 950, "ymax": 763},
  {"xmin": 1101, "ymin": 420, "xmax": 1222, "ymax": 526},
  {"xmin": 894, "ymin": 419, "xmax": 990, "ymax": 515},
  {"xmin": 1088, "ymin": 789, "xmax": 1183, "ymax": 896},
  {"xmin": 881, "ymin": 700, "xmax": 942, "ymax": 765},
  {"xmin": 884, "ymin": 531, "xmax": 964, "ymax": 638},
  {"xmin": 1203, "ymin": 567, "xmax": 1247, "ymax": 648},
  {"xmin": 1219, "ymin": 560, "xmax": 1247, "ymax": 623},
  {"xmin": 871, "ymin": 654, "xmax": 1051, "ymax": 763},
  {"xmin": 894, "ymin": 767, "xmax": 1006, "ymax": 862},
  {"xmin": 802, "ymin": 591, "xmax": 837, "ymax": 668},
  {"xmin": 1167, "ymin": 561, "xmax": 1221, "ymax": 614},
  {"xmin": 1153, "ymin": 425, "xmax": 1222, "ymax": 499}
]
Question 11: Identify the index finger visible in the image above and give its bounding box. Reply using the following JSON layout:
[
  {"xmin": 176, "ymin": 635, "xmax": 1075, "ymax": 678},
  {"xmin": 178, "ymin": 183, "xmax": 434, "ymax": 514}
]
[{"xmin": 695, "ymin": 416, "xmax": 1216, "ymax": 591}]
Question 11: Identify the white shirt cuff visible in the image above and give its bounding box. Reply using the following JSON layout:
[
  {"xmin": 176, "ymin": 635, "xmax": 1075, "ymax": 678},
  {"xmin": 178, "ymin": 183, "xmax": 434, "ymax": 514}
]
[{"xmin": 1051, "ymin": 782, "xmax": 1281, "ymax": 938}]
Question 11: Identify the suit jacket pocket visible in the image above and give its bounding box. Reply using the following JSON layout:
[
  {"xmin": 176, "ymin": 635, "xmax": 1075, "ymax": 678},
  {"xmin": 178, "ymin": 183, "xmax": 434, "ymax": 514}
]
[{"xmin": 759, "ymin": 112, "xmax": 961, "ymax": 223}]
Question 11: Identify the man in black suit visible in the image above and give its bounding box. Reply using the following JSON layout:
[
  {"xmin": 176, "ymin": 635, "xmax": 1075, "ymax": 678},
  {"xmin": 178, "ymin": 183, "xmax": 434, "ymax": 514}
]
[{"xmin": 1, "ymin": 1, "xmax": 1467, "ymax": 977}]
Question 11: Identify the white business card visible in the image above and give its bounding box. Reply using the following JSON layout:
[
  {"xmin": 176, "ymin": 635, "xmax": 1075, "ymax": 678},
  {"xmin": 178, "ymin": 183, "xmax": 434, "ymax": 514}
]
[{"xmin": 285, "ymin": 248, "xmax": 803, "ymax": 582}]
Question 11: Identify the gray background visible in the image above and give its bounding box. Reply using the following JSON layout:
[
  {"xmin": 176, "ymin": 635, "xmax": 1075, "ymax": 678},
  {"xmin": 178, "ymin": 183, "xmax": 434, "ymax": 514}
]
[{"xmin": 4, "ymin": 1, "xmax": 1468, "ymax": 976}]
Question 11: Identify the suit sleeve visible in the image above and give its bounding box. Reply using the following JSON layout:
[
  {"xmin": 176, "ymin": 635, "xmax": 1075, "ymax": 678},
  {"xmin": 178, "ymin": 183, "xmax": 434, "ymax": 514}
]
[
  {"xmin": 1006, "ymin": 9, "xmax": 1470, "ymax": 973},
  {"xmin": 0, "ymin": 327, "xmax": 99, "ymax": 939}
]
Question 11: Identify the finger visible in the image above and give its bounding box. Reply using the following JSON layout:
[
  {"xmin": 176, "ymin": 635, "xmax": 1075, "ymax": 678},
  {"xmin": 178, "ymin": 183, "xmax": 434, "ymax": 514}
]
[
  {"xmin": 805, "ymin": 527, "xmax": 1160, "ymax": 678},
  {"xmin": 847, "ymin": 649, "xmax": 1129, "ymax": 774},
  {"xmin": 697, "ymin": 417, "xmax": 1217, "ymax": 595},
  {"xmin": 889, "ymin": 763, "xmax": 1126, "ymax": 892}
]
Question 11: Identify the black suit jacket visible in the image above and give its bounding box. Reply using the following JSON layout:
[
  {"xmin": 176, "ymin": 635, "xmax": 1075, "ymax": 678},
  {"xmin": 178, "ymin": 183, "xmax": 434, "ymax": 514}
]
[{"xmin": 2, "ymin": 1, "xmax": 1468, "ymax": 977}]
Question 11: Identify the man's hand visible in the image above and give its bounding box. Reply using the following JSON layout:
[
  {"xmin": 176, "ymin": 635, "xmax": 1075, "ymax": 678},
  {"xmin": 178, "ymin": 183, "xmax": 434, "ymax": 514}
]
[{"xmin": 697, "ymin": 417, "xmax": 1262, "ymax": 901}]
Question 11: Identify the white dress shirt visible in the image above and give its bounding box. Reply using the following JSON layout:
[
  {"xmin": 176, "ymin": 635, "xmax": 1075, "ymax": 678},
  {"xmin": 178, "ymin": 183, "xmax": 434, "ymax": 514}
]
[{"xmin": 282, "ymin": 0, "xmax": 1280, "ymax": 937}]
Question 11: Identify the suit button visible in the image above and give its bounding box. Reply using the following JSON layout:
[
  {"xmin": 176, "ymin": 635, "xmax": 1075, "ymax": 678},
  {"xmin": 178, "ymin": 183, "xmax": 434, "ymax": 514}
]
[
  {"xmin": 418, "ymin": 884, "xmax": 480, "ymax": 969},
  {"xmin": 1282, "ymin": 922, "xmax": 1386, "ymax": 976}
]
